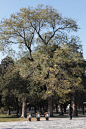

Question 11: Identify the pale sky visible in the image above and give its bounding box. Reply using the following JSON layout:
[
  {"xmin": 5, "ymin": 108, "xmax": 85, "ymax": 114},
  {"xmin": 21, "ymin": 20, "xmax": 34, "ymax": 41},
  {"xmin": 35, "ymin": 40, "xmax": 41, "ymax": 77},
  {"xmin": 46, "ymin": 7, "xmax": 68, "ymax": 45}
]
[{"xmin": 0, "ymin": 0, "xmax": 86, "ymax": 62}]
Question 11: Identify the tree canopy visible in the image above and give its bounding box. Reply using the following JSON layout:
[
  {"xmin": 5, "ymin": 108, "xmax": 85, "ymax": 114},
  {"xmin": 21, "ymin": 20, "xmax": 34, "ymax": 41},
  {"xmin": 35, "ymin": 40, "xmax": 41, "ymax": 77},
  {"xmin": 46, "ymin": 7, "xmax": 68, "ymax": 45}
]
[
  {"xmin": 0, "ymin": 4, "xmax": 86, "ymax": 117},
  {"xmin": 0, "ymin": 5, "xmax": 78, "ymax": 59}
]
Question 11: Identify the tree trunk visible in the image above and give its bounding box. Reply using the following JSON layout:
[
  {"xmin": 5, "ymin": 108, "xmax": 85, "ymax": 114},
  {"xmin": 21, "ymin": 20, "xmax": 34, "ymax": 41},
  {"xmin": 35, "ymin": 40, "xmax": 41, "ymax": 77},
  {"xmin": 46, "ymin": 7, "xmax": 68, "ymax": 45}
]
[
  {"xmin": 64, "ymin": 104, "xmax": 66, "ymax": 113},
  {"xmin": 7, "ymin": 107, "xmax": 10, "ymax": 115},
  {"xmin": 59, "ymin": 104, "xmax": 63, "ymax": 115},
  {"xmin": 82, "ymin": 104, "xmax": 84, "ymax": 115},
  {"xmin": 48, "ymin": 96, "xmax": 53, "ymax": 117},
  {"xmin": 44, "ymin": 105, "xmax": 47, "ymax": 112},
  {"xmin": 21, "ymin": 100, "xmax": 27, "ymax": 118},
  {"xmin": 16, "ymin": 97, "xmax": 19, "ymax": 117},
  {"xmin": 34, "ymin": 106, "xmax": 37, "ymax": 113},
  {"xmin": 39, "ymin": 106, "xmax": 42, "ymax": 114},
  {"xmin": 56, "ymin": 104, "xmax": 58, "ymax": 113},
  {"xmin": 72, "ymin": 102, "xmax": 78, "ymax": 116},
  {"xmin": 19, "ymin": 106, "xmax": 22, "ymax": 115}
]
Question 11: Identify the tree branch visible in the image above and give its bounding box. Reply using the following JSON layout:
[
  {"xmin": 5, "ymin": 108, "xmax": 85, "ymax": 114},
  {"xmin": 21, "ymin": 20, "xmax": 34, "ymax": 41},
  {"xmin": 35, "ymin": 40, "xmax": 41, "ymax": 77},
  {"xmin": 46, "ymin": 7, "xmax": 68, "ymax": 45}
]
[
  {"xmin": 24, "ymin": 68, "xmax": 35, "ymax": 79},
  {"xmin": 47, "ymin": 25, "xmax": 71, "ymax": 44},
  {"xmin": 30, "ymin": 22, "xmax": 47, "ymax": 45}
]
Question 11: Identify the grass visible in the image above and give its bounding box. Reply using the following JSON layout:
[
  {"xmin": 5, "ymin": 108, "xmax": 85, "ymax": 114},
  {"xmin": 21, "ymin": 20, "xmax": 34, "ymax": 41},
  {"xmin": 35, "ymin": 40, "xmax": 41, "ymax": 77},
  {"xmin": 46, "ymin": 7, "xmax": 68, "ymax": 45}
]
[{"xmin": 0, "ymin": 113, "xmax": 37, "ymax": 122}]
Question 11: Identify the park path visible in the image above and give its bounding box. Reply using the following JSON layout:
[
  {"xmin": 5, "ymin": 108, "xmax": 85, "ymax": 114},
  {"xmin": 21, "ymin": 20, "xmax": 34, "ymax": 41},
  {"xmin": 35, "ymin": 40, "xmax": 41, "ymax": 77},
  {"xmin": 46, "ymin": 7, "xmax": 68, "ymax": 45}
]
[{"xmin": 0, "ymin": 117, "xmax": 86, "ymax": 129}]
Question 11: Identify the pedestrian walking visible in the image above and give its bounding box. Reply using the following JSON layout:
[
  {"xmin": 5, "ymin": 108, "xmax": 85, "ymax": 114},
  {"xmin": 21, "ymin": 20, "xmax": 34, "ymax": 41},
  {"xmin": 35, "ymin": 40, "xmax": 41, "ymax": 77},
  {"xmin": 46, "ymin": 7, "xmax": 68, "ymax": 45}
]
[{"xmin": 68, "ymin": 104, "xmax": 73, "ymax": 120}]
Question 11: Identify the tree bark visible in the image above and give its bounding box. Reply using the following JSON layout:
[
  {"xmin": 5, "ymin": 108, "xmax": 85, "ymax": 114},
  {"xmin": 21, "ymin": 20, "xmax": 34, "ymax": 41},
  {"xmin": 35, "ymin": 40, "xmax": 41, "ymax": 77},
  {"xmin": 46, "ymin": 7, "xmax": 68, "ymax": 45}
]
[
  {"xmin": 64, "ymin": 104, "xmax": 66, "ymax": 113},
  {"xmin": 56, "ymin": 104, "xmax": 58, "ymax": 113},
  {"xmin": 59, "ymin": 104, "xmax": 63, "ymax": 115},
  {"xmin": 34, "ymin": 106, "xmax": 36, "ymax": 113},
  {"xmin": 39, "ymin": 106, "xmax": 42, "ymax": 114},
  {"xmin": 44, "ymin": 105, "xmax": 47, "ymax": 112},
  {"xmin": 48, "ymin": 96, "xmax": 53, "ymax": 117},
  {"xmin": 16, "ymin": 97, "xmax": 19, "ymax": 117},
  {"xmin": 82, "ymin": 104, "xmax": 84, "ymax": 115},
  {"xmin": 7, "ymin": 107, "xmax": 10, "ymax": 115},
  {"xmin": 72, "ymin": 102, "xmax": 78, "ymax": 116},
  {"xmin": 21, "ymin": 100, "xmax": 27, "ymax": 118}
]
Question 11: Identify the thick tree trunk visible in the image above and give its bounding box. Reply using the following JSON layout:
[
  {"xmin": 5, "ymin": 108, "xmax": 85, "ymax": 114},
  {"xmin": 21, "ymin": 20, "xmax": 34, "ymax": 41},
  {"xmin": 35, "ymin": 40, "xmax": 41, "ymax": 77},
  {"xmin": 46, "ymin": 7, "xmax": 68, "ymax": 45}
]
[
  {"xmin": 48, "ymin": 96, "xmax": 53, "ymax": 117},
  {"xmin": 21, "ymin": 100, "xmax": 27, "ymax": 118},
  {"xmin": 72, "ymin": 102, "xmax": 78, "ymax": 116}
]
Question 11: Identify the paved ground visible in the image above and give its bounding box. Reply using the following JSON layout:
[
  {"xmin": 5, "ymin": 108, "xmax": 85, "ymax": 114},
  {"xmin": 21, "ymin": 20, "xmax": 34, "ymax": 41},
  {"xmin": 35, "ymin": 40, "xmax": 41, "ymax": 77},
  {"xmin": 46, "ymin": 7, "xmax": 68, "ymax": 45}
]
[{"xmin": 0, "ymin": 116, "xmax": 86, "ymax": 129}]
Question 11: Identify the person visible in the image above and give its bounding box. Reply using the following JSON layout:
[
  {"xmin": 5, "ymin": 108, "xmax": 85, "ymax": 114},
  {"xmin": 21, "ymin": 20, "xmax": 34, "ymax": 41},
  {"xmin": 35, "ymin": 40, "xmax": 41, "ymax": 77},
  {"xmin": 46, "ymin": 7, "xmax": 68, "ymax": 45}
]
[{"xmin": 68, "ymin": 104, "xmax": 73, "ymax": 120}]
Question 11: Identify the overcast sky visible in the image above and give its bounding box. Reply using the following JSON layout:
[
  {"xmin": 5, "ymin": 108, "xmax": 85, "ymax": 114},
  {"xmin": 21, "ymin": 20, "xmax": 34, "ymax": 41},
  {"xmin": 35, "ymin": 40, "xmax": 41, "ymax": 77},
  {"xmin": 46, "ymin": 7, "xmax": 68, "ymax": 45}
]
[{"xmin": 0, "ymin": 0, "xmax": 86, "ymax": 62}]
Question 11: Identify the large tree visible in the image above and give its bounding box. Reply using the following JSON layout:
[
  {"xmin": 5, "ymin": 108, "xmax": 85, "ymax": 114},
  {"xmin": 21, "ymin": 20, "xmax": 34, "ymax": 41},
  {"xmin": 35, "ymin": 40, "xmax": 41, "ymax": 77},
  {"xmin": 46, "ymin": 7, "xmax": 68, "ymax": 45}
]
[
  {"xmin": 0, "ymin": 5, "xmax": 78, "ymax": 60},
  {"xmin": 32, "ymin": 37, "xmax": 85, "ymax": 116},
  {"xmin": 0, "ymin": 5, "xmax": 82, "ymax": 116}
]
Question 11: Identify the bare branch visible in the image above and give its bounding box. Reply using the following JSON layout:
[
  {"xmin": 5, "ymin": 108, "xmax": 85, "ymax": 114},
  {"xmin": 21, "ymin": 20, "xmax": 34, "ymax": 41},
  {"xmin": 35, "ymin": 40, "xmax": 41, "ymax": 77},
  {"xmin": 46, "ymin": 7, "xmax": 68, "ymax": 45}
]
[
  {"xmin": 47, "ymin": 25, "xmax": 71, "ymax": 44},
  {"xmin": 27, "ymin": 102, "xmax": 31, "ymax": 105},
  {"xmin": 24, "ymin": 67, "xmax": 35, "ymax": 79},
  {"xmin": 30, "ymin": 22, "xmax": 47, "ymax": 45}
]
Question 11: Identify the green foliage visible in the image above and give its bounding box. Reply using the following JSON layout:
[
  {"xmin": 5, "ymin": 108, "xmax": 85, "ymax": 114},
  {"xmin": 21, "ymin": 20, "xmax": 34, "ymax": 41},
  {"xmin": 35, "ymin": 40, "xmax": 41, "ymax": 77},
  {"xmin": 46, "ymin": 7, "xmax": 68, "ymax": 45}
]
[
  {"xmin": 0, "ymin": 57, "xmax": 32, "ymax": 111},
  {"xmin": 31, "ymin": 36, "xmax": 85, "ymax": 104},
  {"xmin": 0, "ymin": 4, "xmax": 78, "ymax": 59},
  {"xmin": 0, "ymin": 107, "xmax": 4, "ymax": 113},
  {"xmin": 0, "ymin": 4, "xmax": 85, "ymax": 109}
]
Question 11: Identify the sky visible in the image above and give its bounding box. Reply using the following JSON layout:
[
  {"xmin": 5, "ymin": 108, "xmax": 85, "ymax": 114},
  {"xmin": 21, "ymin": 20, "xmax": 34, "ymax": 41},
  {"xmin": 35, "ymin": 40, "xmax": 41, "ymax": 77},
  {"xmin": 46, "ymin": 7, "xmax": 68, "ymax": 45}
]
[{"xmin": 0, "ymin": 0, "xmax": 86, "ymax": 62}]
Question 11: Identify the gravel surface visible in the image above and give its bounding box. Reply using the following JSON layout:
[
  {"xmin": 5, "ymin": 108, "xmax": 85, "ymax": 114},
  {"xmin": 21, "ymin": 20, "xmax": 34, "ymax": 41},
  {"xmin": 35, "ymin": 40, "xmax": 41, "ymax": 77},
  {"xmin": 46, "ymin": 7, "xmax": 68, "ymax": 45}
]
[{"xmin": 0, "ymin": 117, "xmax": 86, "ymax": 129}]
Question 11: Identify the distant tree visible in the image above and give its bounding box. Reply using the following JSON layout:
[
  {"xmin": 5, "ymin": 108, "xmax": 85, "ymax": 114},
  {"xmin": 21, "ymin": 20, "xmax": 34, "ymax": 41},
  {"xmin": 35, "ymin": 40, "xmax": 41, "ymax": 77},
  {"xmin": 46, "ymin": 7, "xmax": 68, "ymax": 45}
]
[
  {"xmin": 1, "ymin": 56, "xmax": 14, "ymax": 75},
  {"xmin": 0, "ymin": 57, "xmax": 30, "ymax": 116}
]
